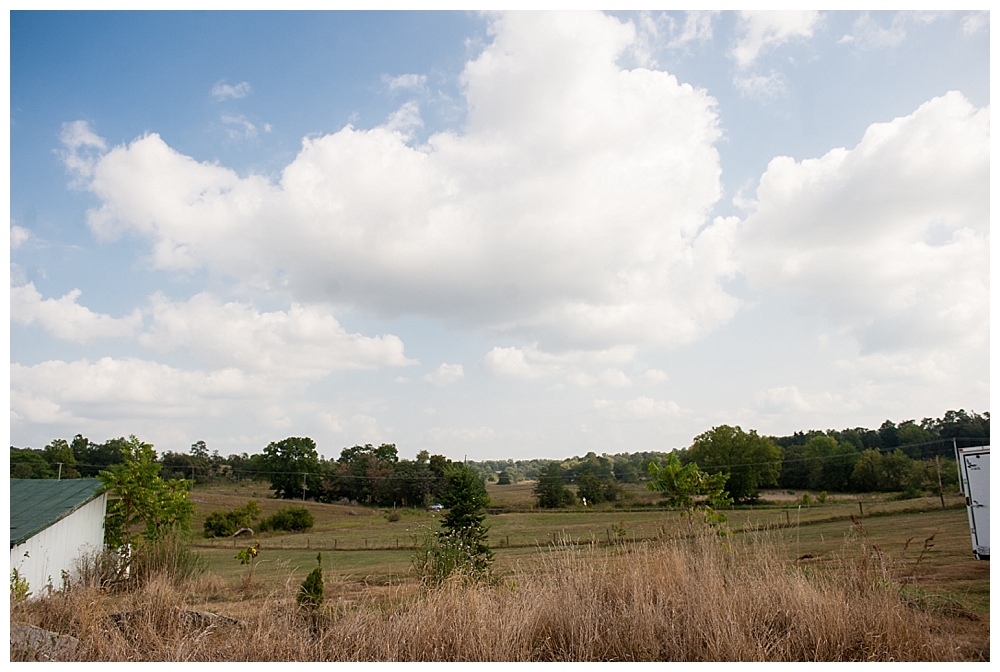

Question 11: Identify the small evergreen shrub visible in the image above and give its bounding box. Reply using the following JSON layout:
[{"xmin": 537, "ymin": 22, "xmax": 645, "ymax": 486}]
[{"xmin": 297, "ymin": 552, "xmax": 324, "ymax": 609}]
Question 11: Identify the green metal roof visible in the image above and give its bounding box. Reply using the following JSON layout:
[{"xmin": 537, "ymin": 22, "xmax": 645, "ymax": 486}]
[{"xmin": 9, "ymin": 478, "xmax": 105, "ymax": 547}]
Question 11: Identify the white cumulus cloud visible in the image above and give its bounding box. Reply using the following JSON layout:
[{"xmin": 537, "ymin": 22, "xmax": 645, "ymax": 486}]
[
  {"xmin": 739, "ymin": 92, "xmax": 989, "ymax": 357},
  {"xmin": 11, "ymin": 282, "xmax": 143, "ymax": 343},
  {"xmin": 10, "ymin": 357, "xmax": 263, "ymax": 425},
  {"xmin": 139, "ymin": 292, "xmax": 416, "ymax": 379},
  {"xmin": 59, "ymin": 11, "xmax": 739, "ymax": 353},
  {"xmin": 423, "ymin": 363, "xmax": 465, "ymax": 386}
]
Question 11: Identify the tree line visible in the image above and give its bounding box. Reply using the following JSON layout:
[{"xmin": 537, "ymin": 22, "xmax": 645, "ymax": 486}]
[{"xmin": 9, "ymin": 409, "xmax": 988, "ymax": 507}]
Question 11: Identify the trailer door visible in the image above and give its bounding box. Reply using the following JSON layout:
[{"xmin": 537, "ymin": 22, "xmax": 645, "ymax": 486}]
[{"xmin": 960, "ymin": 449, "xmax": 989, "ymax": 560}]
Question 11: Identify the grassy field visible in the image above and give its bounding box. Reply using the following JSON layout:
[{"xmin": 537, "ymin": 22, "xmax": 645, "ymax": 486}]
[
  {"xmin": 13, "ymin": 485, "xmax": 990, "ymax": 661},
  {"xmin": 186, "ymin": 482, "xmax": 988, "ymax": 617}
]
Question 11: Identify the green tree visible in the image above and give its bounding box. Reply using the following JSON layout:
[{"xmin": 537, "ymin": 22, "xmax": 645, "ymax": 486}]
[
  {"xmin": 534, "ymin": 463, "xmax": 574, "ymax": 508},
  {"xmin": 647, "ymin": 453, "xmax": 732, "ymax": 511},
  {"xmin": 802, "ymin": 436, "xmax": 858, "ymax": 492},
  {"xmin": 850, "ymin": 449, "xmax": 883, "ymax": 492},
  {"xmin": 437, "ymin": 464, "xmax": 493, "ymax": 577},
  {"xmin": 497, "ymin": 470, "xmax": 512, "ymax": 485},
  {"xmin": 688, "ymin": 425, "xmax": 782, "ymax": 503},
  {"xmin": 74, "ymin": 435, "xmax": 127, "ymax": 477},
  {"xmin": 98, "ymin": 435, "xmax": 195, "ymax": 549},
  {"xmin": 43, "ymin": 439, "xmax": 81, "ymax": 478},
  {"xmin": 576, "ymin": 470, "xmax": 605, "ymax": 505},
  {"xmin": 263, "ymin": 437, "xmax": 321, "ymax": 500},
  {"xmin": 10, "ymin": 447, "xmax": 55, "ymax": 479}
]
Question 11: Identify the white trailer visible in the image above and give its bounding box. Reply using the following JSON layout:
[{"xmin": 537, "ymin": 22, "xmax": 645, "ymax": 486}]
[{"xmin": 956, "ymin": 446, "xmax": 989, "ymax": 561}]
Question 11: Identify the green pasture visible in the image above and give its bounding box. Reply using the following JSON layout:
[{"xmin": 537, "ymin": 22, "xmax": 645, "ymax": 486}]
[{"xmin": 188, "ymin": 483, "xmax": 986, "ymax": 614}]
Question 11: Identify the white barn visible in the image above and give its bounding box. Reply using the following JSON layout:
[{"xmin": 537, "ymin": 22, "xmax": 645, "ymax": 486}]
[{"xmin": 10, "ymin": 478, "xmax": 107, "ymax": 597}]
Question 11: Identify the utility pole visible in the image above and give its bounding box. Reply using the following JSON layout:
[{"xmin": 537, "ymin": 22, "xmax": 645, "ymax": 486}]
[
  {"xmin": 302, "ymin": 473, "xmax": 307, "ymax": 501},
  {"xmin": 935, "ymin": 454, "xmax": 946, "ymax": 509},
  {"xmin": 952, "ymin": 438, "xmax": 962, "ymax": 494},
  {"xmin": 56, "ymin": 463, "xmax": 62, "ymax": 480}
]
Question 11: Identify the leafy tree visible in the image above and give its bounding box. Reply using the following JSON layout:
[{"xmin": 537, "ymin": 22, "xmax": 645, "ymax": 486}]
[
  {"xmin": 688, "ymin": 425, "xmax": 782, "ymax": 503},
  {"xmin": 880, "ymin": 449, "xmax": 921, "ymax": 492},
  {"xmin": 327, "ymin": 443, "xmax": 398, "ymax": 504},
  {"xmin": 934, "ymin": 409, "xmax": 989, "ymax": 443},
  {"xmin": 878, "ymin": 420, "xmax": 900, "ymax": 449},
  {"xmin": 190, "ymin": 440, "xmax": 209, "ymax": 459},
  {"xmin": 10, "ymin": 447, "xmax": 55, "ymax": 479},
  {"xmin": 647, "ymin": 453, "xmax": 732, "ymax": 511},
  {"xmin": 534, "ymin": 463, "xmax": 574, "ymax": 508},
  {"xmin": 850, "ymin": 448, "xmax": 923, "ymax": 493},
  {"xmin": 895, "ymin": 420, "xmax": 935, "ymax": 458},
  {"xmin": 98, "ymin": 436, "xmax": 195, "ymax": 549},
  {"xmin": 850, "ymin": 449, "xmax": 882, "ymax": 492},
  {"xmin": 497, "ymin": 470, "xmax": 512, "ymax": 485},
  {"xmin": 777, "ymin": 442, "xmax": 811, "ymax": 490},
  {"xmin": 161, "ymin": 445, "xmax": 211, "ymax": 483},
  {"xmin": 263, "ymin": 437, "xmax": 322, "ymax": 500},
  {"xmin": 43, "ymin": 439, "xmax": 81, "ymax": 478},
  {"xmin": 74, "ymin": 435, "xmax": 127, "ymax": 477},
  {"xmin": 576, "ymin": 470, "xmax": 605, "ymax": 505},
  {"xmin": 602, "ymin": 477, "xmax": 624, "ymax": 502},
  {"xmin": 802, "ymin": 436, "xmax": 858, "ymax": 492},
  {"xmin": 614, "ymin": 462, "xmax": 640, "ymax": 484}
]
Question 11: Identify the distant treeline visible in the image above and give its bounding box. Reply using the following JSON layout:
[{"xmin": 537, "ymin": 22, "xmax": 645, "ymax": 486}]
[{"xmin": 10, "ymin": 409, "xmax": 989, "ymax": 504}]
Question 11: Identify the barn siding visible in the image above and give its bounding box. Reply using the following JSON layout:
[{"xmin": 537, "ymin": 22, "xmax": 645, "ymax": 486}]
[{"xmin": 10, "ymin": 493, "xmax": 107, "ymax": 597}]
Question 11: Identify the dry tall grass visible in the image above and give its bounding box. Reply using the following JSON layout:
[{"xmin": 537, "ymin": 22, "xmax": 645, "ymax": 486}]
[{"xmin": 11, "ymin": 525, "xmax": 987, "ymax": 661}]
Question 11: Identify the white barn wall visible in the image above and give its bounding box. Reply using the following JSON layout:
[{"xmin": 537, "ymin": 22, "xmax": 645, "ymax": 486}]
[{"xmin": 10, "ymin": 493, "xmax": 107, "ymax": 597}]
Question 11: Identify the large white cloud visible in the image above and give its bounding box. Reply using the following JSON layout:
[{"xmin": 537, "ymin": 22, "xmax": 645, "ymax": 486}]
[
  {"xmin": 11, "ymin": 282, "xmax": 414, "ymax": 378},
  {"xmin": 10, "ymin": 357, "xmax": 264, "ymax": 425},
  {"xmin": 11, "ymin": 282, "xmax": 143, "ymax": 343},
  {"xmin": 139, "ymin": 292, "xmax": 415, "ymax": 378},
  {"xmin": 739, "ymin": 91, "xmax": 989, "ymax": 356},
  {"xmin": 62, "ymin": 11, "xmax": 738, "ymax": 351}
]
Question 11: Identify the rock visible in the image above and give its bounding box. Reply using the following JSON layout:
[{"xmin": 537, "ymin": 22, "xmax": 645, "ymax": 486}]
[
  {"xmin": 179, "ymin": 609, "xmax": 239, "ymax": 628},
  {"xmin": 108, "ymin": 608, "xmax": 238, "ymax": 634},
  {"xmin": 10, "ymin": 623, "xmax": 80, "ymax": 661}
]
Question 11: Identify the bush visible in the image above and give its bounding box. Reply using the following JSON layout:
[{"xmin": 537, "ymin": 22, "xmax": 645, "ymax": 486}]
[
  {"xmin": 260, "ymin": 505, "xmax": 314, "ymax": 532},
  {"xmin": 297, "ymin": 553, "xmax": 324, "ymax": 610},
  {"xmin": 412, "ymin": 526, "xmax": 493, "ymax": 587},
  {"xmin": 203, "ymin": 501, "xmax": 261, "ymax": 537}
]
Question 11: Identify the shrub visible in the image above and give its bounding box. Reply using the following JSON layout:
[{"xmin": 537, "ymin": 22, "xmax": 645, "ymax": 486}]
[
  {"xmin": 203, "ymin": 500, "xmax": 261, "ymax": 537},
  {"xmin": 11, "ymin": 568, "xmax": 31, "ymax": 602},
  {"xmin": 297, "ymin": 553, "xmax": 324, "ymax": 610},
  {"xmin": 412, "ymin": 526, "xmax": 493, "ymax": 587},
  {"xmin": 260, "ymin": 505, "xmax": 314, "ymax": 532}
]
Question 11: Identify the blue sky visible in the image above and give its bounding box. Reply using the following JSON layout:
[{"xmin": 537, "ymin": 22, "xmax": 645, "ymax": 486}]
[{"xmin": 8, "ymin": 10, "xmax": 991, "ymax": 462}]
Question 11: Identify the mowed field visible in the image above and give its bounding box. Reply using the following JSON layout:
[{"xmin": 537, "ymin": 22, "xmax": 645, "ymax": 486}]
[{"xmin": 188, "ymin": 481, "xmax": 989, "ymax": 615}]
